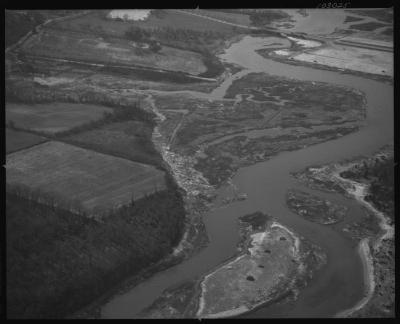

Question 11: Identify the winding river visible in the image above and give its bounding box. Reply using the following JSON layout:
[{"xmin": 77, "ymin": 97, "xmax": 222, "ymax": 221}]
[{"xmin": 101, "ymin": 35, "xmax": 393, "ymax": 318}]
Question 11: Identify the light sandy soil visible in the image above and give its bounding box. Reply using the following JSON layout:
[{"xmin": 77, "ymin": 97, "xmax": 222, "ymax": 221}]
[
  {"xmin": 335, "ymin": 238, "xmax": 375, "ymax": 317},
  {"xmin": 196, "ymin": 221, "xmax": 302, "ymax": 318},
  {"xmin": 292, "ymin": 46, "xmax": 392, "ymax": 76},
  {"xmin": 287, "ymin": 36, "xmax": 321, "ymax": 48}
]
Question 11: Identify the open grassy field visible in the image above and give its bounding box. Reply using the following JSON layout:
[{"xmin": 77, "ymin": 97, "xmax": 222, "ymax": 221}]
[
  {"xmin": 65, "ymin": 120, "xmax": 162, "ymax": 166},
  {"xmin": 6, "ymin": 128, "xmax": 47, "ymax": 154},
  {"xmin": 6, "ymin": 102, "xmax": 112, "ymax": 134},
  {"xmin": 52, "ymin": 10, "xmax": 239, "ymax": 36},
  {"xmin": 21, "ymin": 29, "xmax": 207, "ymax": 75},
  {"xmin": 6, "ymin": 141, "xmax": 166, "ymax": 214}
]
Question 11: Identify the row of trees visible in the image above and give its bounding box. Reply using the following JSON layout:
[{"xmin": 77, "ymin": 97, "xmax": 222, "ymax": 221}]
[{"xmin": 6, "ymin": 81, "xmax": 155, "ymax": 123}]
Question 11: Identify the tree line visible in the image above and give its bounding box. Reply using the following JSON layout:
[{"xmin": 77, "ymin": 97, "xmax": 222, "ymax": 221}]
[
  {"xmin": 341, "ymin": 155, "xmax": 394, "ymax": 220},
  {"xmin": 6, "ymin": 174, "xmax": 186, "ymax": 318}
]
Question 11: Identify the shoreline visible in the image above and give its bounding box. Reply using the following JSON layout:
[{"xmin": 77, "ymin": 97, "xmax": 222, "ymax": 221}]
[
  {"xmin": 294, "ymin": 148, "xmax": 393, "ymax": 317},
  {"xmin": 256, "ymin": 45, "xmax": 393, "ymax": 85},
  {"xmin": 335, "ymin": 238, "xmax": 375, "ymax": 317},
  {"xmin": 196, "ymin": 220, "xmax": 320, "ymax": 319}
]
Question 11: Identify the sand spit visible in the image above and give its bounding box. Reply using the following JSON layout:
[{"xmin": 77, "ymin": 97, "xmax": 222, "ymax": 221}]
[{"xmin": 335, "ymin": 238, "xmax": 375, "ymax": 317}]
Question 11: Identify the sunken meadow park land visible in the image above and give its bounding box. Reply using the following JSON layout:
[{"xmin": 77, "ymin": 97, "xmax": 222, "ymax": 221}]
[{"xmin": 5, "ymin": 8, "xmax": 394, "ymax": 319}]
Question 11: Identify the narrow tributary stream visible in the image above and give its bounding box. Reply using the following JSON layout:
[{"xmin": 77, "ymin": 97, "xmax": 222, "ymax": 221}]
[{"xmin": 101, "ymin": 35, "xmax": 393, "ymax": 318}]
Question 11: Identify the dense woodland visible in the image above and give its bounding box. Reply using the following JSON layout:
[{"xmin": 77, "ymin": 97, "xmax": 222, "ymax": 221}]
[
  {"xmin": 341, "ymin": 156, "xmax": 394, "ymax": 220},
  {"xmin": 6, "ymin": 174, "xmax": 185, "ymax": 318}
]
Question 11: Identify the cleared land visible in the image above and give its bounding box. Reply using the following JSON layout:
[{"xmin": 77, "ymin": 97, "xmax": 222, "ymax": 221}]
[
  {"xmin": 66, "ymin": 120, "xmax": 162, "ymax": 166},
  {"xmin": 20, "ymin": 29, "xmax": 207, "ymax": 75},
  {"xmin": 6, "ymin": 141, "xmax": 166, "ymax": 214},
  {"xmin": 6, "ymin": 128, "xmax": 47, "ymax": 154},
  {"xmin": 196, "ymin": 213, "xmax": 326, "ymax": 318},
  {"xmin": 6, "ymin": 102, "xmax": 112, "ymax": 134},
  {"xmin": 52, "ymin": 10, "xmax": 240, "ymax": 36},
  {"xmin": 290, "ymin": 46, "xmax": 392, "ymax": 76},
  {"xmin": 138, "ymin": 212, "xmax": 326, "ymax": 318}
]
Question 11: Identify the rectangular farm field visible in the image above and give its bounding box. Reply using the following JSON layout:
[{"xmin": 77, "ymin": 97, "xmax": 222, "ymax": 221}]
[
  {"xmin": 21, "ymin": 29, "xmax": 206, "ymax": 75},
  {"xmin": 6, "ymin": 141, "xmax": 166, "ymax": 214},
  {"xmin": 66, "ymin": 120, "xmax": 162, "ymax": 166},
  {"xmin": 6, "ymin": 128, "xmax": 47, "ymax": 154},
  {"xmin": 6, "ymin": 102, "xmax": 112, "ymax": 134}
]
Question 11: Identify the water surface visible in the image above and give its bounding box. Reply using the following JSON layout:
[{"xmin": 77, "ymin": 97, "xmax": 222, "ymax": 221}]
[{"xmin": 101, "ymin": 35, "xmax": 393, "ymax": 318}]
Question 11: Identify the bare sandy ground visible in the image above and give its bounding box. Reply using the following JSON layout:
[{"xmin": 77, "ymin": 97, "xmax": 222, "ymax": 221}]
[
  {"xmin": 196, "ymin": 221, "xmax": 303, "ymax": 318},
  {"xmin": 293, "ymin": 46, "xmax": 392, "ymax": 76},
  {"xmin": 335, "ymin": 238, "xmax": 375, "ymax": 318}
]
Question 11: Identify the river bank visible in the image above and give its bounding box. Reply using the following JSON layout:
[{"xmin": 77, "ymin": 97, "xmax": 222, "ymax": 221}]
[
  {"xmin": 136, "ymin": 212, "xmax": 327, "ymax": 318},
  {"xmin": 100, "ymin": 30, "xmax": 393, "ymax": 318},
  {"xmin": 292, "ymin": 146, "xmax": 394, "ymax": 317},
  {"xmin": 336, "ymin": 238, "xmax": 375, "ymax": 317}
]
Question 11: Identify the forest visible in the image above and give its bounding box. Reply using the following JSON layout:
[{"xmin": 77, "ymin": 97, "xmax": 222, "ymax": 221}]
[
  {"xmin": 340, "ymin": 156, "xmax": 394, "ymax": 220},
  {"xmin": 6, "ymin": 175, "xmax": 186, "ymax": 318}
]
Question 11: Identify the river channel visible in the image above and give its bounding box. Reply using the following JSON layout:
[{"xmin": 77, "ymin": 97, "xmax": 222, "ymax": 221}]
[{"xmin": 101, "ymin": 35, "xmax": 393, "ymax": 318}]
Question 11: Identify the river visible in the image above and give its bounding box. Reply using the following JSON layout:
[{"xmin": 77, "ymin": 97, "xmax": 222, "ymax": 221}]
[{"xmin": 101, "ymin": 35, "xmax": 393, "ymax": 318}]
